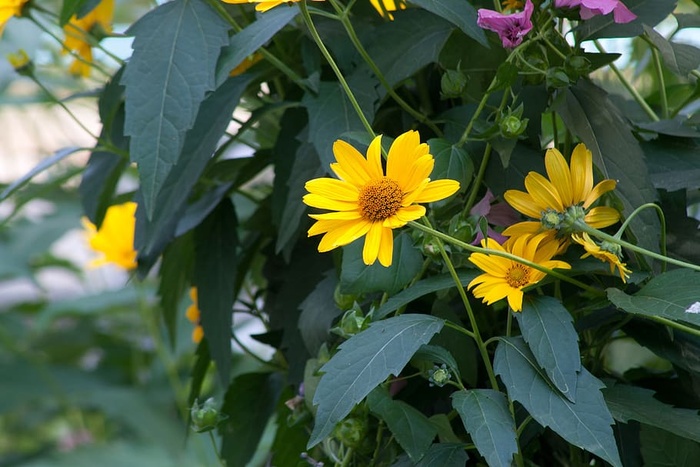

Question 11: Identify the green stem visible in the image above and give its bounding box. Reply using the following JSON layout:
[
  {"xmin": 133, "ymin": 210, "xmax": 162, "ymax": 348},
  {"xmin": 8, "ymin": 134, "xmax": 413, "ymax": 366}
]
[
  {"xmin": 594, "ymin": 40, "xmax": 660, "ymax": 122},
  {"xmin": 456, "ymin": 81, "xmax": 493, "ymax": 147},
  {"xmin": 647, "ymin": 315, "xmax": 700, "ymax": 339},
  {"xmin": 338, "ymin": 446, "xmax": 353, "ymax": 467},
  {"xmin": 615, "ymin": 203, "xmax": 668, "ymax": 271},
  {"xmin": 208, "ymin": 431, "xmax": 225, "ymax": 466},
  {"xmin": 648, "ymin": 40, "xmax": 669, "ymax": 119},
  {"xmin": 30, "ymin": 77, "xmax": 98, "ymax": 140},
  {"xmin": 300, "ymin": 0, "xmax": 375, "ymax": 138},
  {"xmin": 462, "ymin": 143, "xmax": 492, "ymax": 216}
]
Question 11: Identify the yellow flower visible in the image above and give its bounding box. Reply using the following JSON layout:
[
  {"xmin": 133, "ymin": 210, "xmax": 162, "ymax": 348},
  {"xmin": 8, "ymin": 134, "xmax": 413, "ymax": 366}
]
[
  {"xmin": 501, "ymin": 0, "xmax": 524, "ymax": 11},
  {"xmin": 370, "ymin": 0, "xmax": 406, "ymax": 19},
  {"xmin": 63, "ymin": 0, "xmax": 114, "ymax": 77},
  {"xmin": 221, "ymin": 0, "xmax": 323, "ymax": 12},
  {"xmin": 503, "ymin": 143, "xmax": 620, "ymax": 243},
  {"xmin": 303, "ymin": 130, "xmax": 460, "ymax": 267},
  {"xmin": 229, "ymin": 53, "xmax": 263, "ymax": 77},
  {"xmin": 82, "ymin": 201, "xmax": 138, "ymax": 270},
  {"xmin": 572, "ymin": 232, "xmax": 631, "ymax": 282},
  {"xmin": 0, "ymin": 0, "xmax": 28, "ymax": 36},
  {"xmin": 468, "ymin": 234, "xmax": 571, "ymax": 311},
  {"xmin": 7, "ymin": 49, "xmax": 32, "ymax": 75},
  {"xmin": 185, "ymin": 288, "xmax": 204, "ymax": 344}
]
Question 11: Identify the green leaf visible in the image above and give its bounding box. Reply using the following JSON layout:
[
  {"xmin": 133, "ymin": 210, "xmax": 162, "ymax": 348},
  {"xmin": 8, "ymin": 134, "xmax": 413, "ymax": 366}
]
[
  {"xmin": 643, "ymin": 25, "xmax": 700, "ymax": 77},
  {"xmin": 555, "ymin": 79, "xmax": 660, "ymax": 255},
  {"xmin": 220, "ymin": 372, "xmax": 283, "ymax": 467},
  {"xmin": 308, "ymin": 314, "xmax": 444, "ymax": 447},
  {"xmin": 1, "ymin": 147, "xmax": 81, "ymax": 202},
  {"xmin": 644, "ymin": 137, "xmax": 700, "ymax": 191},
  {"xmin": 367, "ymin": 387, "xmax": 437, "ymax": 461},
  {"xmin": 298, "ymin": 273, "xmax": 342, "ymax": 355},
  {"xmin": 415, "ymin": 443, "xmax": 469, "ymax": 466},
  {"xmin": 640, "ymin": 425, "xmax": 700, "ymax": 467},
  {"xmin": 340, "ymin": 233, "xmax": 423, "ymax": 296},
  {"xmin": 452, "ymin": 389, "xmax": 517, "ymax": 467},
  {"xmin": 122, "ymin": 0, "xmax": 230, "ymax": 218},
  {"xmin": 494, "ymin": 337, "xmax": 621, "ymax": 467},
  {"xmin": 36, "ymin": 288, "xmax": 140, "ymax": 331},
  {"xmin": 158, "ymin": 233, "xmax": 194, "ymax": 346},
  {"xmin": 516, "ymin": 296, "xmax": 581, "ymax": 402},
  {"xmin": 59, "ymin": 0, "xmax": 100, "ymax": 25},
  {"xmin": 675, "ymin": 13, "xmax": 700, "ymax": 30},
  {"xmin": 429, "ymin": 138, "xmax": 474, "ymax": 194},
  {"xmin": 606, "ymin": 269, "xmax": 700, "ymax": 327},
  {"xmin": 603, "ymin": 383, "xmax": 700, "ymax": 443},
  {"xmin": 375, "ymin": 270, "xmax": 477, "ymax": 319},
  {"xmin": 187, "ymin": 339, "xmax": 211, "ymax": 408},
  {"xmin": 408, "ymin": 0, "xmax": 487, "ymax": 47},
  {"xmin": 193, "ymin": 198, "xmax": 238, "ymax": 385},
  {"xmin": 215, "ymin": 6, "xmax": 299, "ymax": 86},
  {"xmin": 576, "ymin": 0, "xmax": 678, "ymax": 41}
]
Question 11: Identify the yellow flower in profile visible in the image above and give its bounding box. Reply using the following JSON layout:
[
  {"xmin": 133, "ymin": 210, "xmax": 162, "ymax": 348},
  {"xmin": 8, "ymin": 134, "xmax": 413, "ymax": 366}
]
[
  {"xmin": 229, "ymin": 53, "xmax": 263, "ymax": 77},
  {"xmin": 6, "ymin": 49, "xmax": 31, "ymax": 74},
  {"xmin": 503, "ymin": 143, "xmax": 620, "ymax": 243},
  {"xmin": 468, "ymin": 234, "xmax": 571, "ymax": 311},
  {"xmin": 82, "ymin": 201, "xmax": 137, "ymax": 270},
  {"xmin": 370, "ymin": 0, "xmax": 406, "ymax": 19},
  {"xmin": 303, "ymin": 130, "xmax": 460, "ymax": 267},
  {"xmin": 0, "ymin": 0, "xmax": 28, "ymax": 36},
  {"xmin": 63, "ymin": 0, "xmax": 114, "ymax": 77},
  {"xmin": 221, "ymin": 0, "xmax": 323, "ymax": 12},
  {"xmin": 185, "ymin": 288, "xmax": 204, "ymax": 344},
  {"xmin": 572, "ymin": 232, "xmax": 631, "ymax": 282}
]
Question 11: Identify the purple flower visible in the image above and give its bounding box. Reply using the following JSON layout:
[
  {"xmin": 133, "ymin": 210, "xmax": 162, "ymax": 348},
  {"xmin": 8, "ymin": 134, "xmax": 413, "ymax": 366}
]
[
  {"xmin": 477, "ymin": 0, "xmax": 534, "ymax": 49},
  {"xmin": 554, "ymin": 0, "xmax": 636, "ymax": 24},
  {"xmin": 470, "ymin": 190, "xmax": 520, "ymax": 245}
]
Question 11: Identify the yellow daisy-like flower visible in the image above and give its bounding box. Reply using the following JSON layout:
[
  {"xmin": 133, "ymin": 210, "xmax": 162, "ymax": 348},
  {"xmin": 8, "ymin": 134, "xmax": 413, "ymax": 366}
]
[
  {"xmin": 185, "ymin": 288, "xmax": 204, "ymax": 344},
  {"xmin": 468, "ymin": 234, "xmax": 571, "ymax": 311},
  {"xmin": 62, "ymin": 0, "xmax": 114, "ymax": 77},
  {"xmin": 370, "ymin": 0, "xmax": 406, "ymax": 19},
  {"xmin": 221, "ymin": 0, "xmax": 323, "ymax": 12},
  {"xmin": 303, "ymin": 130, "xmax": 460, "ymax": 267},
  {"xmin": 0, "ymin": 0, "xmax": 28, "ymax": 36},
  {"xmin": 82, "ymin": 201, "xmax": 138, "ymax": 270},
  {"xmin": 503, "ymin": 143, "xmax": 620, "ymax": 243},
  {"xmin": 572, "ymin": 232, "xmax": 631, "ymax": 282}
]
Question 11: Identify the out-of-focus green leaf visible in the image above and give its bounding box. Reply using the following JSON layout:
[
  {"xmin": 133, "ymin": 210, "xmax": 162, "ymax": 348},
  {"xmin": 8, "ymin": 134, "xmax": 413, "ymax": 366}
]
[
  {"xmin": 643, "ymin": 25, "xmax": 700, "ymax": 77},
  {"xmin": 429, "ymin": 139, "xmax": 473, "ymax": 194},
  {"xmin": 607, "ymin": 269, "xmax": 700, "ymax": 327},
  {"xmin": 340, "ymin": 233, "xmax": 423, "ymax": 295},
  {"xmin": 415, "ymin": 443, "xmax": 469, "ymax": 466},
  {"xmin": 675, "ymin": 13, "xmax": 700, "ymax": 30},
  {"xmin": 408, "ymin": 0, "xmax": 487, "ymax": 47},
  {"xmin": 576, "ymin": 0, "xmax": 678, "ymax": 40},
  {"xmin": 298, "ymin": 273, "xmax": 342, "ymax": 355},
  {"xmin": 516, "ymin": 296, "xmax": 581, "ymax": 403},
  {"xmin": 638, "ymin": 117, "xmax": 700, "ymax": 139},
  {"xmin": 644, "ymin": 137, "xmax": 700, "ymax": 191},
  {"xmin": 59, "ymin": 0, "xmax": 100, "ymax": 25},
  {"xmin": 452, "ymin": 389, "xmax": 517, "ymax": 467},
  {"xmin": 603, "ymin": 383, "xmax": 700, "ymax": 443},
  {"xmin": 494, "ymin": 337, "xmax": 621, "ymax": 467},
  {"xmin": 367, "ymin": 387, "xmax": 437, "ymax": 461},
  {"xmin": 158, "ymin": 233, "xmax": 193, "ymax": 346},
  {"xmin": 270, "ymin": 386, "xmax": 309, "ymax": 466},
  {"xmin": 122, "ymin": 0, "xmax": 230, "ymax": 218},
  {"xmin": 187, "ymin": 339, "xmax": 211, "ymax": 409},
  {"xmin": 36, "ymin": 288, "xmax": 141, "ymax": 330},
  {"xmin": 640, "ymin": 424, "xmax": 700, "ymax": 466},
  {"xmin": 22, "ymin": 441, "xmax": 194, "ymax": 467},
  {"xmin": 308, "ymin": 314, "xmax": 444, "ymax": 447},
  {"xmin": 193, "ymin": 198, "xmax": 238, "ymax": 385}
]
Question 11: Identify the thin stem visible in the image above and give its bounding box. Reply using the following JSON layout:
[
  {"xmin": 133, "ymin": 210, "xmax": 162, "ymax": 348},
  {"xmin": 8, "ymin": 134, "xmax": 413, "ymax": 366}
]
[
  {"xmin": 646, "ymin": 315, "xmax": 700, "ymax": 338},
  {"xmin": 338, "ymin": 446, "xmax": 353, "ymax": 467},
  {"xmin": 642, "ymin": 35, "xmax": 669, "ymax": 119},
  {"xmin": 462, "ymin": 143, "xmax": 492, "ymax": 216},
  {"xmin": 615, "ymin": 203, "xmax": 668, "ymax": 271},
  {"xmin": 208, "ymin": 431, "xmax": 225, "ymax": 466},
  {"xmin": 456, "ymin": 82, "xmax": 493, "ymax": 147},
  {"xmin": 231, "ymin": 328, "xmax": 281, "ymax": 369},
  {"xmin": 30, "ymin": 77, "xmax": 98, "ymax": 140},
  {"xmin": 300, "ymin": 0, "xmax": 375, "ymax": 138}
]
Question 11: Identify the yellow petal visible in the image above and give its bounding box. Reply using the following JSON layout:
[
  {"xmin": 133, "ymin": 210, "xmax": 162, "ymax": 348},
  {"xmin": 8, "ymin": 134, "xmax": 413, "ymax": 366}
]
[
  {"xmin": 570, "ymin": 143, "xmax": 593, "ymax": 204},
  {"xmin": 316, "ymin": 220, "xmax": 369, "ymax": 252},
  {"xmin": 504, "ymin": 190, "xmax": 542, "ymax": 219},
  {"xmin": 377, "ymin": 226, "xmax": 394, "ymax": 267},
  {"xmin": 583, "ymin": 179, "xmax": 617, "ymax": 208},
  {"xmin": 468, "ymin": 253, "xmax": 509, "ymax": 277},
  {"xmin": 392, "ymin": 204, "xmax": 425, "ymax": 224},
  {"xmin": 303, "ymin": 193, "xmax": 358, "ymax": 211},
  {"xmin": 308, "ymin": 218, "xmax": 350, "ymax": 236},
  {"xmin": 366, "ymin": 135, "xmax": 384, "ymax": 180},
  {"xmin": 401, "ymin": 155, "xmax": 434, "ymax": 193},
  {"xmin": 309, "ymin": 210, "xmax": 362, "ymax": 221},
  {"xmin": 584, "ymin": 207, "xmax": 620, "ymax": 228},
  {"xmin": 506, "ymin": 289, "xmax": 524, "ymax": 311},
  {"xmin": 525, "ymin": 172, "xmax": 564, "ymax": 212},
  {"xmin": 386, "ymin": 130, "xmax": 421, "ymax": 183},
  {"xmin": 545, "ymin": 148, "xmax": 574, "ymax": 207},
  {"xmin": 363, "ymin": 222, "xmax": 384, "ymax": 265},
  {"xmin": 502, "ymin": 221, "xmax": 542, "ymax": 237},
  {"xmin": 333, "ymin": 139, "xmax": 373, "ymax": 186},
  {"xmin": 305, "ymin": 178, "xmax": 359, "ymax": 201},
  {"xmin": 413, "ymin": 179, "xmax": 460, "ymax": 204}
]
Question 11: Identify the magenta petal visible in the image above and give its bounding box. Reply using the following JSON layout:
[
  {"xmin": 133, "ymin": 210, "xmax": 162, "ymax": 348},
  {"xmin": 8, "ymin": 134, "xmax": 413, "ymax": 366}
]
[
  {"xmin": 612, "ymin": 2, "xmax": 636, "ymax": 23},
  {"xmin": 554, "ymin": 0, "xmax": 581, "ymax": 7},
  {"xmin": 477, "ymin": 0, "xmax": 534, "ymax": 49},
  {"xmin": 582, "ymin": 0, "xmax": 617, "ymax": 15}
]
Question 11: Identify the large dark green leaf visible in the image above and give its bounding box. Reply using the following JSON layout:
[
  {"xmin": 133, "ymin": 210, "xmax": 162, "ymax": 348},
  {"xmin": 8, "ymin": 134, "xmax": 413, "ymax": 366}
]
[
  {"xmin": 415, "ymin": 443, "xmax": 469, "ymax": 466},
  {"xmin": 603, "ymin": 383, "xmax": 700, "ymax": 443},
  {"xmin": 298, "ymin": 273, "xmax": 342, "ymax": 355},
  {"xmin": 494, "ymin": 337, "xmax": 621, "ymax": 467},
  {"xmin": 193, "ymin": 198, "xmax": 238, "ymax": 385},
  {"xmin": 640, "ymin": 425, "xmax": 700, "ymax": 466},
  {"xmin": 555, "ymin": 79, "xmax": 660, "ymax": 255},
  {"xmin": 367, "ymin": 387, "xmax": 437, "ymax": 461},
  {"xmin": 408, "ymin": 0, "xmax": 487, "ymax": 47},
  {"xmin": 308, "ymin": 314, "xmax": 444, "ymax": 447},
  {"xmin": 575, "ymin": 0, "xmax": 678, "ymax": 41},
  {"xmin": 607, "ymin": 269, "xmax": 700, "ymax": 327},
  {"xmin": 429, "ymin": 138, "xmax": 474, "ymax": 194},
  {"xmin": 516, "ymin": 296, "xmax": 581, "ymax": 402},
  {"xmin": 158, "ymin": 233, "xmax": 194, "ymax": 346},
  {"xmin": 644, "ymin": 137, "xmax": 700, "ymax": 191},
  {"xmin": 122, "ymin": 0, "xmax": 230, "ymax": 217},
  {"xmin": 452, "ymin": 389, "xmax": 517, "ymax": 467},
  {"xmin": 643, "ymin": 25, "xmax": 700, "ymax": 77}
]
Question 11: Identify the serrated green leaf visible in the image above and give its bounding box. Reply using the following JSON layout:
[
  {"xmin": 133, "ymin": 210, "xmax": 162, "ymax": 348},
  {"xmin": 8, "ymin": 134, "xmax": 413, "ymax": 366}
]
[
  {"xmin": 408, "ymin": 0, "xmax": 487, "ymax": 47},
  {"xmin": 122, "ymin": 0, "xmax": 230, "ymax": 218},
  {"xmin": 494, "ymin": 337, "xmax": 621, "ymax": 467},
  {"xmin": 640, "ymin": 424, "xmax": 700, "ymax": 467},
  {"xmin": 606, "ymin": 269, "xmax": 700, "ymax": 327},
  {"xmin": 415, "ymin": 443, "xmax": 469, "ymax": 466},
  {"xmin": 643, "ymin": 25, "xmax": 700, "ymax": 77},
  {"xmin": 308, "ymin": 314, "xmax": 444, "ymax": 447},
  {"xmin": 555, "ymin": 79, "xmax": 659, "ymax": 255},
  {"xmin": 193, "ymin": 198, "xmax": 238, "ymax": 385},
  {"xmin": 215, "ymin": 6, "xmax": 299, "ymax": 86},
  {"xmin": 516, "ymin": 296, "xmax": 581, "ymax": 403},
  {"xmin": 429, "ymin": 139, "xmax": 474, "ymax": 194},
  {"xmin": 452, "ymin": 389, "xmax": 517, "ymax": 467},
  {"xmin": 298, "ymin": 273, "xmax": 342, "ymax": 355},
  {"xmin": 368, "ymin": 387, "xmax": 437, "ymax": 461},
  {"xmin": 340, "ymin": 233, "xmax": 423, "ymax": 295},
  {"xmin": 603, "ymin": 383, "xmax": 700, "ymax": 443},
  {"xmin": 576, "ymin": 0, "xmax": 678, "ymax": 41}
]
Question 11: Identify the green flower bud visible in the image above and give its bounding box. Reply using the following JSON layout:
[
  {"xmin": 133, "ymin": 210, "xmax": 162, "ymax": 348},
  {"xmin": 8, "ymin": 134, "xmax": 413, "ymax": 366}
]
[
  {"xmin": 7, "ymin": 50, "xmax": 34, "ymax": 77},
  {"xmin": 441, "ymin": 69, "xmax": 468, "ymax": 99},
  {"xmin": 565, "ymin": 55, "xmax": 591, "ymax": 79},
  {"xmin": 428, "ymin": 364, "xmax": 451, "ymax": 387},
  {"xmin": 333, "ymin": 417, "xmax": 366, "ymax": 448},
  {"xmin": 190, "ymin": 398, "xmax": 226, "ymax": 433},
  {"xmin": 546, "ymin": 67, "xmax": 570, "ymax": 89}
]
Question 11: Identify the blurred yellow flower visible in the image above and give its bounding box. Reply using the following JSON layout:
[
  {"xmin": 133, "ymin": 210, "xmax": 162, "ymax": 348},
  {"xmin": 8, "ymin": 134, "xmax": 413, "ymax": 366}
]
[
  {"xmin": 502, "ymin": 0, "xmax": 524, "ymax": 11},
  {"xmin": 370, "ymin": 0, "xmax": 405, "ymax": 19},
  {"xmin": 0, "ymin": 0, "xmax": 28, "ymax": 36},
  {"xmin": 185, "ymin": 288, "xmax": 204, "ymax": 344},
  {"xmin": 572, "ymin": 232, "xmax": 631, "ymax": 282},
  {"xmin": 229, "ymin": 53, "xmax": 263, "ymax": 77},
  {"xmin": 6, "ymin": 49, "xmax": 32, "ymax": 75},
  {"xmin": 63, "ymin": 0, "xmax": 114, "ymax": 77},
  {"xmin": 303, "ymin": 130, "xmax": 460, "ymax": 267},
  {"xmin": 468, "ymin": 234, "xmax": 571, "ymax": 311},
  {"xmin": 82, "ymin": 201, "xmax": 137, "ymax": 270},
  {"xmin": 222, "ymin": 0, "xmax": 322, "ymax": 12}
]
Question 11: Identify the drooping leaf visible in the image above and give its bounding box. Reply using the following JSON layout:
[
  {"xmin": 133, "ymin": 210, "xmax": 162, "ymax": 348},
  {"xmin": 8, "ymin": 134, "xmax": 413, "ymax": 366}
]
[
  {"xmin": 429, "ymin": 139, "xmax": 474, "ymax": 194},
  {"xmin": 494, "ymin": 337, "xmax": 621, "ymax": 467},
  {"xmin": 122, "ymin": 0, "xmax": 230, "ymax": 217},
  {"xmin": 367, "ymin": 387, "xmax": 437, "ymax": 461},
  {"xmin": 516, "ymin": 296, "xmax": 581, "ymax": 402},
  {"xmin": 603, "ymin": 383, "xmax": 700, "ymax": 443},
  {"xmin": 415, "ymin": 443, "xmax": 469, "ymax": 466},
  {"xmin": 643, "ymin": 25, "xmax": 700, "ymax": 77},
  {"xmin": 607, "ymin": 269, "xmax": 700, "ymax": 327},
  {"xmin": 193, "ymin": 198, "xmax": 238, "ymax": 385},
  {"xmin": 452, "ymin": 389, "xmax": 518, "ymax": 467},
  {"xmin": 340, "ymin": 233, "xmax": 423, "ymax": 295},
  {"xmin": 298, "ymin": 273, "xmax": 342, "ymax": 355},
  {"xmin": 308, "ymin": 314, "xmax": 444, "ymax": 447},
  {"xmin": 575, "ymin": 0, "xmax": 678, "ymax": 41},
  {"xmin": 640, "ymin": 424, "xmax": 700, "ymax": 467},
  {"xmin": 408, "ymin": 0, "xmax": 487, "ymax": 47}
]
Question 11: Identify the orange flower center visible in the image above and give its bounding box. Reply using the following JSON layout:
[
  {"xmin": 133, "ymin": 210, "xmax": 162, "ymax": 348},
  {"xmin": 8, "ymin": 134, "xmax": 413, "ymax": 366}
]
[
  {"xmin": 506, "ymin": 264, "xmax": 531, "ymax": 288},
  {"xmin": 358, "ymin": 177, "xmax": 403, "ymax": 222}
]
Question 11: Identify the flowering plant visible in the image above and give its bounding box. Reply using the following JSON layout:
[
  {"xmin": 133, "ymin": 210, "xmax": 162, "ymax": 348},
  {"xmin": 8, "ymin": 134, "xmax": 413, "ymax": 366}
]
[{"xmin": 2, "ymin": 0, "xmax": 700, "ymax": 465}]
